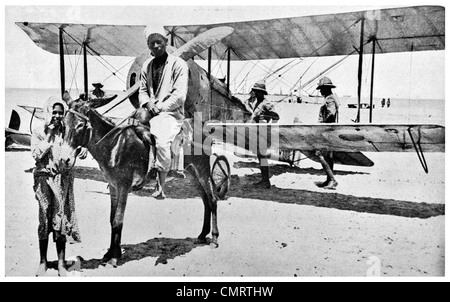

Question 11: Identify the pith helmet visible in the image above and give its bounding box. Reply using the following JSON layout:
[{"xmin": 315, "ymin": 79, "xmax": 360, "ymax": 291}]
[
  {"xmin": 92, "ymin": 82, "xmax": 104, "ymax": 88},
  {"xmin": 251, "ymin": 80, "xmax": 268, "ymax": 95},
  {"xmin": 316, "ymin": 77, "xmax": 336, "ymax": 89}
]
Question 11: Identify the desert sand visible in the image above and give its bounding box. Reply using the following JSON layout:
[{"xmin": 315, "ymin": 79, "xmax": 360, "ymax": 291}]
[{"xmin": 4, "ymin": 142, "xmax": 445, "ymax": 278}]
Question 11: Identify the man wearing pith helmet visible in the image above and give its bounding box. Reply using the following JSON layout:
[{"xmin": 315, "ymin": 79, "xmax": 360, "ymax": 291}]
[
  {"xmin": 315, "ymin": 76, "xmax": 339, "ymax": 190},
  {"xmin": 138, "ymin": 28, "xmax": 189, "ymax": 199},
  {"xmin": 245, "ymin": 79, "xmax": 280, "ymax": 189},
  {"xmin": 91, "ymin": 82, "xmax": 105, "ymax": 98}
]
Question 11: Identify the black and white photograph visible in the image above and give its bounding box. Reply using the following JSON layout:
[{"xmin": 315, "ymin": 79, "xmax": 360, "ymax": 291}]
[{"xmin": 2, "ymin": 1, "xmax": 446, "ymax": 280}]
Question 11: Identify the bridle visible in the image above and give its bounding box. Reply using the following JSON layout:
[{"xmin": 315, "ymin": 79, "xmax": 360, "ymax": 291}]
[
  {"xmin": 58, "ymin": 107, "xmax": 93, "ymax": 172},
  {"xmin": 67, "ymin": 108, "xmax": 93, "ymax": 148}
]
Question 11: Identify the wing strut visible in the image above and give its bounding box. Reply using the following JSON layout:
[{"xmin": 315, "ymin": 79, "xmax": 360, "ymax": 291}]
[
  {"xmin": 208, "ymin": 47, "xmax": 212, "ymax": 120},
  {"xmin": 29, "ymin": 108, "xmax": 36, "ymax": 134},
  {"xmin": 227, "ymin": 47, "xmax": 231, "ymax": 92},
  {"xmin": 356, "ymin": 17, "xmax": 364, "ymax": 123},
  {"xmin": 369, "ymin": 38, "xmax": 376, "ymax": 123},
  {"xmin": 83, "ymin": 42, "xmax": 89, "ymax": 100},
  {"xmin": 407, "ymin": 127, "xmax": 429, "ymax": 173},
  {"xmin": 59, "ymin": 27, "xmax": 65, "ymax": 98}
]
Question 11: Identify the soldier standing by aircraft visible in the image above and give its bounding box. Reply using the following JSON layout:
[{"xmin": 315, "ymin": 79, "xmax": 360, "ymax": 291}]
[
  {"xmin": 315, "ymin": 77, "xmax": 339, "ymax": 190},
  {"xmin": 138, "ymin": 29, "xmax": 189, "ymax": 199},
  {"xmin": 245, "ymin": 80, "xmax": 280, "ymax": 189}
]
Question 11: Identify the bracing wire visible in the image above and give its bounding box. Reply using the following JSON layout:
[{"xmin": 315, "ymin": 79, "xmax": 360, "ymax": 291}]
[
  {"xmin": 101, "ymin": 57, "xmax": 136, "ymax": 83},
  {"xmin": 64, "ymin": 40, "xmax": 82, "ymax": 95},
  {"xmin": 62, "ymin": 29, "xmax": 127, "ymax": 86}
]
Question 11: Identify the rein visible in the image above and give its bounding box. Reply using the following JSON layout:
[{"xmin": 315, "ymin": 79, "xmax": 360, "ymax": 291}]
[{"xmin": 68, "ymin": 108, "xmax": 89, "ymax": 121}]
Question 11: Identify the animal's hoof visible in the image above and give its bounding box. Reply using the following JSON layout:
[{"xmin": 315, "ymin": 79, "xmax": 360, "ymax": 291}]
[
  {"xmin": 101, "ymin": 250, "xmax": 112, "ymax": 263},
  {"xmin": 210, "ymin": 241, "xmax": 219, "ymax": 249},
  {"xmin": 105, "ymin": 258, "xmax": 118, "ymax": 268}
]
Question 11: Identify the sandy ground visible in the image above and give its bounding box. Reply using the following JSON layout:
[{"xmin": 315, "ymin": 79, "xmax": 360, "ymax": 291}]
[{"xmin": 4, "ymin": 145, "xmax": 445, "ymax": 278}]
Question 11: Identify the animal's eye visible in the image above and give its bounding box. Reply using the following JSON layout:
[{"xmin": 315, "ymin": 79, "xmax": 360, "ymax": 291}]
[{"xmin": 76, "ymin": 122, "xmax": 85, "ymax": 129}]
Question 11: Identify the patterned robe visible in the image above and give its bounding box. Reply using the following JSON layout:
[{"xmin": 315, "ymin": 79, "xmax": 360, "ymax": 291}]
[{"xmin": 32, "ymin": 123, "xmax": 81, "ymax": 243}]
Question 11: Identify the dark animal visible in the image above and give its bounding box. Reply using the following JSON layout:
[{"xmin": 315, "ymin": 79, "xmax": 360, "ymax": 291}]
[{"xmin": 61, "ymin": 98, "xmax": 219, "ymax": 266}]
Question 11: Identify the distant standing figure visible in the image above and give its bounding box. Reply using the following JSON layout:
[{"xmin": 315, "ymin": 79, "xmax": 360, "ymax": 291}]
[
  {"xmin": 245, "ymin": 80, "xmax": 280, "ymax": 188},
  {"xmin": 381, "ymin": 98, "xmax": 385, "ymax": 108},
  {"xmin": 315, "ymin": 77, "xmax": 339, "ymax": 190},
  {"xmin": 387, "ymin": 98, "xmax": 391, "ymax": 108},
  {"xmin": 32, "ymin": 97, "xmax": 87, "ymax": 277}
]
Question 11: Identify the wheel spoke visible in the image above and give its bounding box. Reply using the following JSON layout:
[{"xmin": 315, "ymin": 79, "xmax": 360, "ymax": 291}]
[
  {"xmin": 216, "ymin": 178, "xmax": 228, "ymax": 188},
  {"xmin": 216, "ymin": 161, "xmax": 228, "ymax": 177}
]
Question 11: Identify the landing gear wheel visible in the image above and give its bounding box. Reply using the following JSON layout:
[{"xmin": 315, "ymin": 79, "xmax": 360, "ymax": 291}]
[{"xmin": 211, "ymin": 154, "xmax": 230, "ymax": 200}]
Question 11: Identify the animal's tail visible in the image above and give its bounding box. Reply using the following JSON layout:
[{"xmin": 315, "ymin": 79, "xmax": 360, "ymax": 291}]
[{"xmin": 185, "ymin": 162, "xmax": 219, "ymax": 202}]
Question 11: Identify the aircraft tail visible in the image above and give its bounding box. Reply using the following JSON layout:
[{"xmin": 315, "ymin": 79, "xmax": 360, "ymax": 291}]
[{"xmin": 8, "ymin": 110, "xmax": 21, "ymax": 131}]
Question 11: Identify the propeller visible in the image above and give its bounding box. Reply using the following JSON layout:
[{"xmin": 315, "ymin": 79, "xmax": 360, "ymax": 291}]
[{"xmin": 98, "ymin": 82, "xmax": 140, "ymax": 115}]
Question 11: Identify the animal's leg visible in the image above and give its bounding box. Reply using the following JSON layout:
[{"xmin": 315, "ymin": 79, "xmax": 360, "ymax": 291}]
[
  {"xmin": 103, "ymin": 184, "xmax": 129, "ymax": 264},
  {"xmin": 198, "ymin": 189, "xmax": 211, "ymax": 243},
  {"xmin": 207, "ymin": 180, "xmax": 219, "ymax": 248},
  {"xmin": 198, "ymin": 166, "xmax": 219, "ymax": 247},
  {"xmin": 186, "ymin": 162, "xmax": 213, "ymax": 245},
  {"xmin": 103, "ymin": 185, "xmax": 118, "ymax": 262},
  {"xmin": 109, "ymin": 185, "xmax": 129, "ymax": 262}
]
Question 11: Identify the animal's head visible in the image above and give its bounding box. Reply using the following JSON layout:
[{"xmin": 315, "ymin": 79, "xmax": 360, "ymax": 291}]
[
  {"xmin": 64, "ymin": 96, "xmax": 92, "ymax": 150},
  {"xmin": 57, "ymin": 95, "xmax": 93, "ymax": 173}
]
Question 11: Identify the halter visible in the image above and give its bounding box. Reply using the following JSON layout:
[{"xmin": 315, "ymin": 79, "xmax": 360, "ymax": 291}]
[
  {"xmin": 67, "ymin": 108, "xmax": 93, "ymax": 148},
  {"xmin": 60, "ymin": 108, "xmax": 93, "ymax": 173}
]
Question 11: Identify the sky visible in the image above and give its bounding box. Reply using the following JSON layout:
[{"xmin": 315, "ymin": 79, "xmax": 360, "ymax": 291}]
[{"xmin": 2, "ymin": 0, "xmax": 447, "ymax": 100}]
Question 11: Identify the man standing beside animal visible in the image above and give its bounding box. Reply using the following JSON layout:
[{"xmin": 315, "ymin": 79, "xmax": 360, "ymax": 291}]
[
  {"xmin": 315, "ymin": 76, "xmax": 339, "ymax": 190},
  {"xmin": 245, "ymin": 80, "xmax": 280, "ymax": 188},
  {"xmin": 138, "ymin": 28, "xmax": 189, "ymax": 199}
]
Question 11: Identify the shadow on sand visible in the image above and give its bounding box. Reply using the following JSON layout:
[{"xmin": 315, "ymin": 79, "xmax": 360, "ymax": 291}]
[
  {"xmin": 79, "ymin": 237, "xmax": 209, "ymax": 270},
  {"xmin": 68, "ymin": 163, "xmax": 444, "ymax": 219},
  {"xmin": 233, "ymin": 161, "xmax": 369, "ymax": 177}
]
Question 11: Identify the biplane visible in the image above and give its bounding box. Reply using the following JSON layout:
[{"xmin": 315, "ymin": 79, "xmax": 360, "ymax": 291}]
[
  {"xmin": 5, "ymin": 109, "xmax": 31, "ymax": 149},
  {"xmin": 10, "ymin": 4, "xmax": 445, "ymax": 267},
  {"xmin": 12, "ymin": 5, "xmax": 445, "ymax": 175}
]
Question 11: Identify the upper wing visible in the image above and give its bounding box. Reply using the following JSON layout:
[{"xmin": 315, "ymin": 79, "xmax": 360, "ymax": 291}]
[
  {"xmin": 204, "ymin": 123, "xmax": 445, "ymax": 153},
  {"xmin": 165, "ymin": 5, "xmax": 444, "ymax": 60},
  {"xmin": 16, "ymin": 22, "xmax": 147, "ymax": 57}
]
